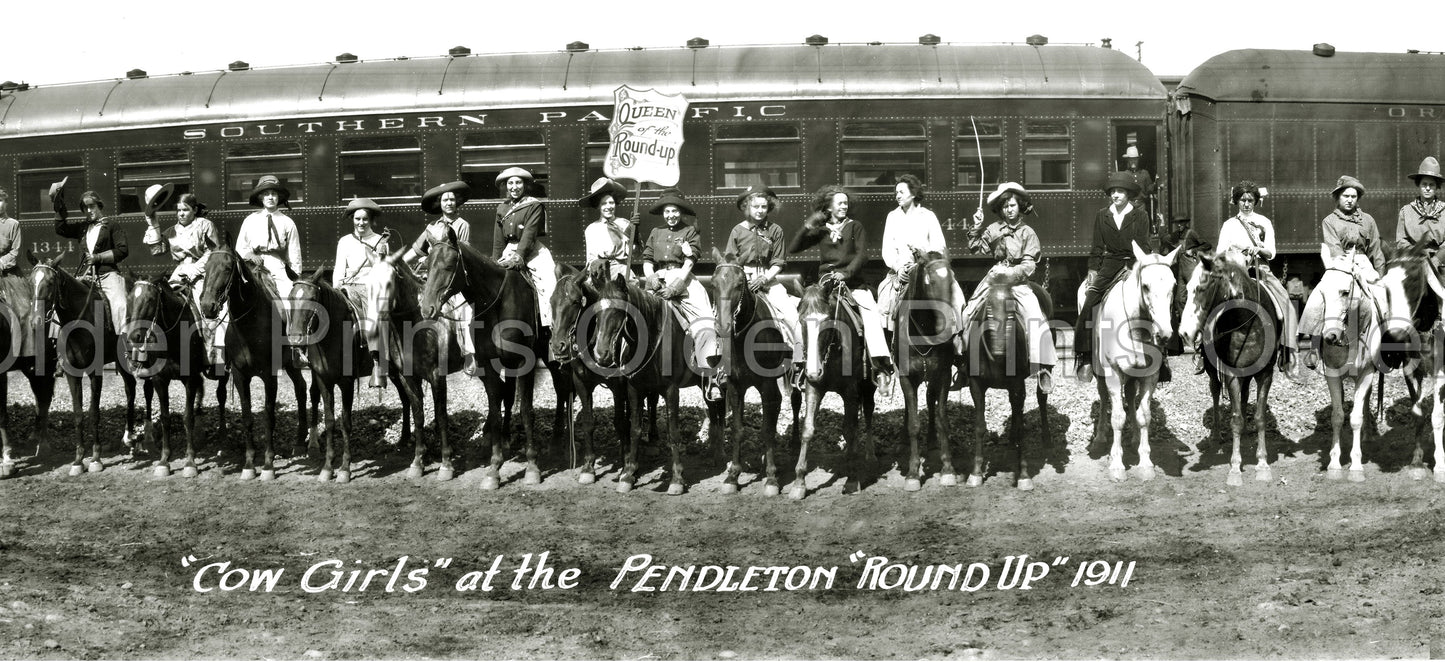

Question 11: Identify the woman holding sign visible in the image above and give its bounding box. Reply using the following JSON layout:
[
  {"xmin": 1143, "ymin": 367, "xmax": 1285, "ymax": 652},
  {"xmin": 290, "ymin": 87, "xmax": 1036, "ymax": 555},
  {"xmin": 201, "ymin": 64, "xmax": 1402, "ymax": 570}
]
[
  {"xmin": 580, "ymin": 178, "xmax": 635, "ymax": 280},
  {"xmin": 493, "ymin": 167, "xmax": 556, "ymax": 332},
  {"xmin": 641, "ymin": 188, "xmax": 718, "ymax": 375}
]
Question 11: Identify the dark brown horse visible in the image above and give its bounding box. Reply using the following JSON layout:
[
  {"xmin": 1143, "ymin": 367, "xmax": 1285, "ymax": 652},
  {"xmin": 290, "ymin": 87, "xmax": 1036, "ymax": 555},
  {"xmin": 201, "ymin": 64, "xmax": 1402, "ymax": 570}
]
[
  {"xmin": 590, "ymin": 271, "xmax": 723, "ymax": 494},
  {"xmin": 791, "ymin": 279, "xmax": 876, "ymax": 499},
  {"xmin": 710, "ymin": 250, "xmax": 799, "ymax": 496},
  {"xmin": 32, "ymin": 257, "xmax": 139, "ymax": 475},
  {"xmin": 417, "ymin": 230, "xmax": 558, "ymax": 489},
  {"xmin": 0, "ymin": 259, "xmax": 56, "ymax": 478},
  {"xmin": 960, "ymin": 277, "xmax": 1053, "ymax": 489},
  {"xmin": 125, "ymin": 276, "xmax": 229, "ymax": 477},
  {"xmin": 891, "ymin": 249, "xmax": 960, "ymax": 491},
  {"xmin": 288, "ymin": 270, "xmax": 382, "ymax": 482},
  {"xmin": 197, "ymin": 248, "xmax": 309, "ymax": 480}
]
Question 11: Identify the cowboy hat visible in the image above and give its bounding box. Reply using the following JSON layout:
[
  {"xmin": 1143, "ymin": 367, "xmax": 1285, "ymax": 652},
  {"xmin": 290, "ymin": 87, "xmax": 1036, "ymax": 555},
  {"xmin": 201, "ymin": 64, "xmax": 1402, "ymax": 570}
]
[
  {"xmin": 47, "ymin": 176, "xmax": 69, "ymax": 202},
  {"xmin": 649, "ymin": 188, "xmax": 696, "ymax": 217},
  {"xmin": 1104, "ymin": 171, "xmax": 1141, "ymax": 196},
  {"xmin": 1331, "ymin": 175, "xmax": 1365, "ymax": 198},
  {"xmin": 1121, "ymin": 145, "xmax": 1142, "ymax": 159},
  {"xmin": 579, "ymin": 178, "xmax": 628, "ymax": 209},
  {"xmin": 248, "ymin": 175, "xmax": 290, "ymax": 208},
  {"xmin": 1410, "ymin": 157, "xmax": 1444, "ymax": 185},
  {"xmin": 143, "ymin": 183, "xmax": 175, "ymax": 217},
  {"xmin": 421, "ymin": 181, "xmax": 470, "ymax": 215},
  {"xmin": 985, "ymin": 182, "xmax": 1033, "ymax": 216},
  {"xmin": 345, "ymin": 198, "xmax": 383, "ymax": 219},
  {"xmin": 494, "ymin": 167, "xmax": 533, "ymax": 187},
  {"xmin": 735, "ymin": 185, "xmax": 779, "ymax": 210}
]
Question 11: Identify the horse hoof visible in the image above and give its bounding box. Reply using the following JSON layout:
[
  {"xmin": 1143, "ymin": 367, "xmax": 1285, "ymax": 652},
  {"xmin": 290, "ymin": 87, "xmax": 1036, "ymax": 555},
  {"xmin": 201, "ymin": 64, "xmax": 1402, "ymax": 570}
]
[
  {"xmin": 843, "ymin": 480, "xmax": 861, "ymax": 495},
  {"xmin": 1435, "ymin": 470, "xmax": 1445, "ymax": 484},
  {"xmin": 1226, "ymin": 472, "xmax": 1243, "ymax": 487},
  {"xmin": 153, "ymin": 465, "xmax": 170, "ymax": 478},
  {"xmin": 966, "ymin": 475, "xmax": 983, "ymax": 488},
  {"xmin": 437, "ymin": 467, "xmax": 455, "ymax": 482},
  {"xmin": 720, "ymin": 483, "xmax": 739, "ymax": 495},
  {"xmin": 1110, "ymin": 468, "xmax": 1127, "ymax": 483},
  {"xmin": 616, "ymin": 479, "xmax": 633, "ymax": 494},
  {"xmin": 904, "ymin": 478, "xmax": 922, "ymax": 492},
  {"xmin": 789, "ymin": 485, "xmax": 807, "ymax": 500},
  {"xmin": 1411, "ymin": 467, "xmax": 1428, "ymax": 481},
  {"xmin": 1256, "ymin": 467, "xmax": 1273, "ymax": 483},
  {"xmin": 68, "ymin": 464, "xmax": 83, "ymax": 477},
  {"xmin": 1326, "ymin": 468, "xmax": 1343, "ymax": 480},
  {"xmin": 577, "ymin": 471, "xmax": 596, "ymax": 485},
  {"xmin": 479, "ymin": 475, "xmax": 499, "ymax": 490},
  {"xmin": 1018, "ymin": 478, "xmax": 1035, "ymax": 491},
  {"xmin": 0, "ymin": 462, "xmax": 13, "ymax": 479},
  {"xmin": 240, "ymin": 469, "xmax": 257, "ymax": 481},
  {"xmin": 318, "ymin": 469, "xmax": 333, "ymax": 482},
  {"xmin": 1138, "ymin": 466, "xmax": 1156, "ymax": 481},
  {"xmin": 763, "ymin": 483, "xmax": 780, "ymax": 497},
  {"xmin": 523, "ymin": 469, "xmax": 542, "ymax": 485},
  {"xmin": 181, "ymin": 466, "xmax": 198, "ymax": 478},
  {"xmin": 405, "ymin": 466, "xmax": 424, "ymax": 479},
  {"xmin": 1349, "ymin": 469, "xmax": 1365, "ymax": 483},
  {"xmin": 336, "ymin": 471, "xmax": 350, "ymax": 484},
  {"xmin": 259, "ymin": 469, "xmax": 276, "ymax": 481},
  {"xmin": 938, "ymin": 473, "xmax": 958, "ymax": 487},
  {"xmin": 87, "ymin": 461, "xmax": 103, "ymax": 474},
  {"xmin": 667, "ymin": 483, "xmax": 685, "ymax": 496}
]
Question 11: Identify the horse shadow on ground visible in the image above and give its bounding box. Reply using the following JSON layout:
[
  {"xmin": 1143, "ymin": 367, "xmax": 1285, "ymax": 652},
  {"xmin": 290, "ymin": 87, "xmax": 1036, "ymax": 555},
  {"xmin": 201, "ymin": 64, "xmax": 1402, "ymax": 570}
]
[
  {"xmin": 1083, "ymin": 395, "xmax": 1191, "ymax": 477},
  {"xmin": 1185, "ymin": 397, "xmax": 1307, "ymax": 474},
  {"xmin": 1290, "ymin": 393, "xmax": 1435, "ymax": 475}
]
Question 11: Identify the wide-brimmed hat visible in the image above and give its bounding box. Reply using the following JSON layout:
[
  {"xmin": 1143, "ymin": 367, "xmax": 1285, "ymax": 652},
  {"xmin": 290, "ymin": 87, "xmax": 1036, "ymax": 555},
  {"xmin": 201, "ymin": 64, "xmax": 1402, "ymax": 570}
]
[
  {"xmin": 421, "ymin": 181, "xmax": 470, "ymax": 215},
  {"xmin": 48, "ymin": 176, "xmax": 69, "ymax": 202},
  {"xmin": 143, "ymin": 183, "xmax": 174, "ymax": 216},
  {"xmin": 1410, "ymin": 157, "xmax": 1444, "ymax": 185},
  {"xmin": 345, "ymin": 198, "xmax": 383, "ymax": 220},
  {"xmin": 650, "ymin": 188, "xmax": 696, "ymax": 217},
  {"xmin": 735, "ymin": 185, "xmax": 779, "ymax": 210},
  {"xmin": 248, "ymin": 175, "xmax": 290, "ymax": 208},
  {"xmin": 579, "ymin": 178, "xmax": 628, "ymax": 209},
  {"xmin": 1331, "ymin": 175, "xmax": 1365, "ymax": 198},
  {"xmin": 494, "ymin": 167, "xmax": 533, "ymax": 188},
  {"xmin": 986, "ymin": 182, "xmax": 1033, "ymax": 215},
  {"xmin": 1122, "ymin": 145, "xmax": 1142, "ymax": 159},
  {"xmin": 1104, "ymin": 171, "xmax": 1141, "ymax": 196}
]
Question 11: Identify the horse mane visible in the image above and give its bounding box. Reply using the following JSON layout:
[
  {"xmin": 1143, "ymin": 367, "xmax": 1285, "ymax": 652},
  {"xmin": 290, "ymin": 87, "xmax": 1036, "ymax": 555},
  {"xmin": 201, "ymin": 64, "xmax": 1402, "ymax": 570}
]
[{"xmin": 799, "ymin": 283, "xmax": 830, "ymax": 317}]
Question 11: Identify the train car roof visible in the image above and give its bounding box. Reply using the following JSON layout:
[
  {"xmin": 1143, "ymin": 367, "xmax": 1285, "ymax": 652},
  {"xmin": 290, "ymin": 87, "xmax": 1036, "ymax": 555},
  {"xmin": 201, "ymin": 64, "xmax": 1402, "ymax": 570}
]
[
  {"xmin": 1178, "ymin": 48, "xmax": 1445, "ymax": 104},
  {"xmin": 0, "ymin": 43, "xmax": 1164, "ymax": 139}
]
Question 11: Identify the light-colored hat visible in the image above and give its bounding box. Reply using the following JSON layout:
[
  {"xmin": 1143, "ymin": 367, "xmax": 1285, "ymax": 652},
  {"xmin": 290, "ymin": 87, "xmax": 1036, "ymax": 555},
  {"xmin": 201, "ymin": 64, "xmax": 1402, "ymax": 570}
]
[
  {"xmin": 986, "ymin": 182, "xmax": 1028, "ymax": 207},
  {"xmin": 494, "ymin": 167, "xmax": 533, "ymax": 187},
  {"xmin": 986, "ymin": 182, "xmax": 1033, "ymax": 217},
  {"xmin": 143, "ymin": 183, "xmax": 174, "ymax": 216},
  {"xmin": 1331, "ymin": 175, "xmax": 1365, "ymax": 198},
  {"xmin": 344, "ymin": 198, "xmax": 383, "ymax": 219},
  {"xmin": 248, "ymin": 175, "xmax": 290, "ymax": 208},
  {"xmin": 649, "ymin": 188, "xmax": 697, "ymax": 217},
  {"xmin": 1122, "ymin": 145, "xmax": 1141, "ymax": 159},
  {"xmin": 579, "ymin": 178, "xmax": 628, "ymax": 209},
  {"xmin": 1410, "ymin": 157, "xmax": 1444, "ymax": 185},
  {"xmin": 421, "ymin": 181, "xmax": 470, "ymax": 215},
  {"xmin": 48, "ymin": 176, "xmax": 69, "ymax": 202}
]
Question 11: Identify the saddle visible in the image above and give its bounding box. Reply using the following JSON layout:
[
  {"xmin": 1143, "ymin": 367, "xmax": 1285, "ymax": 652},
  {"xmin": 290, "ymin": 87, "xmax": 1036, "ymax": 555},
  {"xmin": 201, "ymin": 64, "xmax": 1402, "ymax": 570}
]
[{"xmin": 0, "ymin": 272, "xmax": 36, "ymax": 357}]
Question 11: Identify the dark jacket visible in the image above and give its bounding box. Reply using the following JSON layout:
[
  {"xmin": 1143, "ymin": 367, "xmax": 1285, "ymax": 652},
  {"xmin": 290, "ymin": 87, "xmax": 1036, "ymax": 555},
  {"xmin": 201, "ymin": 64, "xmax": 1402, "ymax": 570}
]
[
  {"xmin": 787, "ymin": 218, "xmax": 867, "ymax": 288},
  {"xmin": 492, "ymin": 197, "xmax": 546, "ymax": 260},
  {"xmin": 1087, "ymin": 204, "xmax": 1154, "ymax": 276},
  {"xmin": 54, "ymin": 201, "xmax": 128, "ymax": 276}
]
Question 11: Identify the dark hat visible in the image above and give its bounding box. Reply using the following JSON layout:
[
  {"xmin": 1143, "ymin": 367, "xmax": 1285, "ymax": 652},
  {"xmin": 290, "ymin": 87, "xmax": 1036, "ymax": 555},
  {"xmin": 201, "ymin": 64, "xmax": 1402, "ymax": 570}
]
[
  {"xmin": 143, "ymin": 183, "xmax": 175, "ymax": 216},
  {"xmin": 649, "ymin": 188, "xmax": 696, "ymax": 217},
  {"xmin": 1409, "ymin": 157, "xmax": 1444, "ymax": 185},
  {"xmin": 345, "ymin": 198, "xmax": 383, "ymax": 219},
  {"xmin": 735, "ymin": 185, "xmax": 779, "ymax": 210},
  {"xmin": 495, "ymin": 167, "xmax": 533, "ymax": 187},
  {"xmin": 1104, "ymin": 171, "xmax": 1141, "ymax": 196},
  {"xmin": 421, "ymin": 181, "xmax": 470, "ymax": 215},
  {"xmin": 248, "ymin": 175, "xmax": 290, "ymax": 207},
  {"xmin": 1331, "ymin": 175, "xmax": 1365, "ymax": 198},
  {"xmin": 579, "ymin": 178, "xmax": 628, "ymax": 209}
]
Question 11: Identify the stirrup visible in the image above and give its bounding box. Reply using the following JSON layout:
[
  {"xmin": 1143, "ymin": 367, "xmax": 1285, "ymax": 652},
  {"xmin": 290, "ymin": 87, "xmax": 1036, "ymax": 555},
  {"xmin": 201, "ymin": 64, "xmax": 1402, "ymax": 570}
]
[{"xmin": 702, "ymin": 373, "xmax": 724, "ymax": 401}]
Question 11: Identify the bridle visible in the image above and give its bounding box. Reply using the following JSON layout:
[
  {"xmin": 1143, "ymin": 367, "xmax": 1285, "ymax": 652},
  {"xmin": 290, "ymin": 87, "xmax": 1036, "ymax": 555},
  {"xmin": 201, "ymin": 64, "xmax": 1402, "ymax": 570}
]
[{"xmin": 712, "ymin": 263, "xmax": 757, "ymax": 331}]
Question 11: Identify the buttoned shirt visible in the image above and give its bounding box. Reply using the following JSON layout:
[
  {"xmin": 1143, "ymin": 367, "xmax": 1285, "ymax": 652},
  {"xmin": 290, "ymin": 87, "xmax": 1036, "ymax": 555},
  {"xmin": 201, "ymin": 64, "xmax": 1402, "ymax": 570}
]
[
  {"xmin": 236, "ymin": 209, "xmax": 302, "ymax": 273},
  {"xmin": 642, "ymin": 222, "xmax": 700, "ymax": 268},
  {"xmin": 168, "ymin": 218, "xmax": 219, "ymax": 264},
  {"xmin": 410, "ymin": 216, "xmax": 470, "ymax": 260},
  {"xmin": 0, "ymin": 216, "xmax": 19, "ymax": 272},
  {"xmin": 1322, "ymin": 208, "xmax": 1385, "ymax": 273},
  {"xmin": 724, "ymin": 220, "xmax": 786, "ymax": 270},
  {"xmin": 968, "ymin": 220, "xmax": 1041, "ymax": 280},
  {"xmin": 881, "ymin": 204, "xmax": 947, "ymax": 272},
  {"xmin": 1217, "ymin": 212, "xmax": 1276, "ymax": 262},
  {"xmin": 334, "ymin": 231, "xmax": 389, "ymax": 285},
  {"xmin": 1395, "ymin": 199, "xmax": 1445, "ymax": 258},
  {"xmin": 585, "ymin": 217, "xmax": 632, "ymax": 265}
]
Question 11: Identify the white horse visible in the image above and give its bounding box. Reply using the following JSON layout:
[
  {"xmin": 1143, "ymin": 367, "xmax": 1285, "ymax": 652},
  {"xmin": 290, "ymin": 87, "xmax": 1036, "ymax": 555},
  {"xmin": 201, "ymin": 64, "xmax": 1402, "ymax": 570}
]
[
  {"xmin": 1314, "ymin": 244, "xmax": 1388, "ymax": 482},
  {"xmin": 1376, "ymin": 247, "xmax": 1445, "ymax": 482}
]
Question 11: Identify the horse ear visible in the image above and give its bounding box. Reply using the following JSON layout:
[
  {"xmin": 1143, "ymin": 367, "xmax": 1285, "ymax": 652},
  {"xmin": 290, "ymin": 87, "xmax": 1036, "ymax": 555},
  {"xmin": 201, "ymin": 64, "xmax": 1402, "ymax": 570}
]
[
  {"xmin": 712, "ymin": 247, "xmax": 724, "ymax": 263},
  {"xmin": 26, "ymin": 249, "xmax": 38, "ymax": 267},
  {"xmin": 1131, "ymin": 240, "xmax": 1148, "ymax": 263},
  {"xmin": 613, "ymin": 272, "xmax": 628, "ymax": 288},
  {"xmin": 1199, "ymin": 251, "xmax": 1215, "ymax": 271},
  {"xmin": 444, "ymin": 225, "xmax": 458, "ymax": 246},
  {"xmin": 1163, "ymin": 245, "xmax": 1181, "ymax": 265},
  {"xmin": 554, "ymin": 262, "xmax": 570, "ymax": 280},
  {"xmin": 46, "ymin": 254, "xmax": 62, "ymax": 268}
]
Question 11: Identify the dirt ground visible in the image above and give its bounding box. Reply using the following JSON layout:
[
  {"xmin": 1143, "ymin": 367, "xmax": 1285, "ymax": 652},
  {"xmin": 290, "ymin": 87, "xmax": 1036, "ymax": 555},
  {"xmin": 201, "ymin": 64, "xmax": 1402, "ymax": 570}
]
[{"xmin": 0, "ymin": 359, "xmax": 1442, "ymax": 660}]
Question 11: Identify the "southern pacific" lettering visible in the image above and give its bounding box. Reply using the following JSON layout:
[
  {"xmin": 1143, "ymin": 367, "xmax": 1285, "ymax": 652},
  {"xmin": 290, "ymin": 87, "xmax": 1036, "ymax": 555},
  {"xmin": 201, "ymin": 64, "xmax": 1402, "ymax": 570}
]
[{"xmin": 180, "ymin": 106, "xmax": 787, "ymax": 140}]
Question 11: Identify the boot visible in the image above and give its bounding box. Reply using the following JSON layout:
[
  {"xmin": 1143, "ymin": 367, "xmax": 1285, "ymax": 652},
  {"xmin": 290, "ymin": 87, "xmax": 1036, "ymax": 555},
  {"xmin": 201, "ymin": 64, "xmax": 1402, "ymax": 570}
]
[
  {"xmin": 1074, "ymin": 352, "xmax": 1093, "ymax": 382},
  {"xmin": 870, "ymin": 356, "xmax": 896, "ymax": 390},
  {"xmin": 1299, "ymin": 335, "xmax": 1319, "ymax": 370},
  {"xmin": 1280, "ymin": 348, "xmax": 1306, "ymax": 384},
  {"xmin": 209, "ymin": 346, "xmax": 227, "ymax": 378},
  {"xmin": 1031, "ymin": 363, "xmax": 1054, "ymax": 395},
  {"xmin": 462, "ymin": 352, "xmax": 481, "ymax": 377},
  {"xmin": 1158, "ymin": 357, "xmax": 1172, "ymax": 383},
  {"xmin": 702, "ymin": 355, "xmax": 724, "ymax": 401},
  {"xmin": 949, "ymin": 354, "xmax": 968, "ymax": 390},
  {"xmin": 1193, "ymin": 346, "xmax": 1206, "ymax": 374}
]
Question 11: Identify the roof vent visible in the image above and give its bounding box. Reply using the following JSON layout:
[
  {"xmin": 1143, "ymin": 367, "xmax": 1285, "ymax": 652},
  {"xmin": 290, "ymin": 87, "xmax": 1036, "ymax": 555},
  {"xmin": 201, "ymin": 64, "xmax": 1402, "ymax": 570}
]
[
  {"xmin": 448, "ymin": 45, "xmax": 471, "ymax": 57},
  {"xmin": 687, "ymin": 37, "xmax": 709, "ymax": 49},
  {"xmin": 1312, "ymin": 43, "xmax": 1336, "ymax": 57},
  {"xmin": 126, "ymin": 69, "xmax": 147, "ymax": 79},
  {"xmin": 805, "ymin": 34, "xmax": 829, "ymax": 46},
  {"xmin": 1101, "ymin": 37, "xmax": 1113, "ymax": 49},
  {"xmin": 335, "ymin": 53, "xmax": 358, "ymax": 64},
  {"xmin": 919, "ymin": 34, "xmax": 941, "ymax": 46},
  {"xmin": 1026, "ymin": 34, "xmax": 1048, "ymax": 46},
  {"xmin": 566, "ymin": 41, "xmax": 590, "ymax": 52},
  {"xmin": 228, "ymin": 60, "xmax": 251, "ymax": 72}
]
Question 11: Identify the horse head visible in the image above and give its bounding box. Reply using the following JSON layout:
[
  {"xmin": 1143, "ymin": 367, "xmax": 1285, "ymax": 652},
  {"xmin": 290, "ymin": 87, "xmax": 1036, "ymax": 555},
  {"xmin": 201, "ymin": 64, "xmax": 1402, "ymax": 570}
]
[
  {"xmin": 1317, "ymin": 243, "xmax": 1381, "ymax": 347},
  {"xmin": 286, "ymin": 268, "xmax": 327, "ymax": 347},
  {"xmin": 798, "ymin": 283, "xmax": 834, "ymax": 381},
  {"xmin": 1132, "ymin": 241, "xmax": 1181, "ymax": 345},
  {"xmin": 903, "ymin": 250, "xmax": 957, "ymax": 341},
  {"xmin": 550, "ymin": 263, "xmax": 587, "ymax": 363},
  {"xmin": 1379, "ymin": 243, "xmax": 1445, "ymax": 345},
  {"xmin": 418, "ymin": 226, "xmax": 463, "ymax": 320},
  {"xmin": 198, "ymin": 249, "xmax": 240, "ymax": 320},
  {"xmin": 124, "ymin": 275, "xmax": 172, "ymax": 365},
  {"xmin": 590, "ymin": 272, "xmax": 634, "ymax": 370},
  {"xmin": 362, "ymin": 246, "xmax": 408, "ymax": 349}
]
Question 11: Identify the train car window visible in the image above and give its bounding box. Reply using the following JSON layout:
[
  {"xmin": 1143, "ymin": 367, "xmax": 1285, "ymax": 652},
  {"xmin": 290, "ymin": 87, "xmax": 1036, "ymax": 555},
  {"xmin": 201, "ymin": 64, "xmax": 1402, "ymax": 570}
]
[
  {"xmin": 117, "ymin": 147, "xmax": 191, "ymax": 215},
  {"xmin": 340, "ymin": 136, "xmax": 422, "ymax": 203},
  {"xmin": 17, "ymin": 154, "xmax": 86, "ymax": 219},
  {"xmin": 957, "ymin": 120, "xmax": 1003, "ymax": 188},
  {"xmin": 714, "ymin": 124, "xmax": 801, "ymax": 191},
  {"xmin": 225, "ymin": 142, "xmax": 305, "ymax": 207},
  {"xmin": 841, "ymin": 122, "xmax": 926, "ymax": 188},
  {"xmin": 461, "ymin": 130, "xmax": 549, "ymax": 198},
  {"xmin": 585, "ymin": 126, "xmax": 664, "ymax": 194},
  {"xmin": 1023, "ymin": 121, "xmax": 1071, "ymax": 190}
]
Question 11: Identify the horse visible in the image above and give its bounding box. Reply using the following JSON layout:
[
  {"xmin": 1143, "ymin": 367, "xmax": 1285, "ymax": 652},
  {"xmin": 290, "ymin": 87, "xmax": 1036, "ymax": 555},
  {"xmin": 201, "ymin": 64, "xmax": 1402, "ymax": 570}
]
[
  {"xmin": 125, "ymin": 275, "xmax": 230, "ymax": 477},
  {"xmin": 710, "ymin": 250, "xmax": 800, "ymax": 496},
  {"xmin": 197, "ymin": 248, "xmax": 309, "ymax": 480},
  {"xmin": 791, "ymin": 277, "xmax": 876, "ymax": 499},
  {"xmin": 590, "ymin": 271, "xmax": 723, "ymax": 494},
  {"xmin": 960, "ymin": 275, "xmax": 1054, "ymax": 490},
  {"xmin": 1311, "ymin": 244, "xmax": 1390, "ymax": 482},
  {"xmin": 362, "ymin": 251, "xmax": 450, "ymax": 480},
  {"xmin": 1377, "ymin": 244, "xmax": 1445, "ymax": 482},
  {"xmin": 1082, "ymin": 242, "xmax": 1179, "ymax": 482},
  {"xmin": 0, "ymin": 256, "xmax": 56, "ymax": 478},
  {"xmin": 417, "ymin": 229, "xmax": 559, "ymax": 489},
  {"xmin": 32, "ymin": 257, "xmax": 140, "ymax": 475},
  {"xmin": 1178, "ymin": 253, "xmax": 1285, "ymax": 485},
  {"xmin": 288, "ymin": 269, "xmax": 380, "ymax": 482},
  {"xmin": 889, "ymin": 249, "xmax": 960, "ymax": 492}
]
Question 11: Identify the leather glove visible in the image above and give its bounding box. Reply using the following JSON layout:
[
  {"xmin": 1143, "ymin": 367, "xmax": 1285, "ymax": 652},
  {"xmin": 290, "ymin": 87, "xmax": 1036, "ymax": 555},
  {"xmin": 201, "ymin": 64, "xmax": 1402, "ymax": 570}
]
[
  {"xmin": 77, "ymin": 254, "xmax": 93, "ymax": 270},
  {"xmin": 661, "ymin": 282, "xmax": 684, "ymax": 299},
  {"xmin": 91, "ymin": 250, "xmax": 115, "ymax": 266},
  {"xmin": 643, "ymin": 274, "xmax": 663, "ymax": 290},
  {"xmin": 747, "ymin": 275, "xmax": 768, "ymax": 293}
]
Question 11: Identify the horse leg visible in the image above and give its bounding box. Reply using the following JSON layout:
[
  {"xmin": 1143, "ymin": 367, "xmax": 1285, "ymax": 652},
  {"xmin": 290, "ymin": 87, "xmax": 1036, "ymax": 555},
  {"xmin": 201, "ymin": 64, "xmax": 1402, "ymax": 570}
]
[
  {"xmin": 288, "ymin": 367, "xmax": 308, "ymax": 458},
  {"xmin": 791, "ymin": 384, "xmax": 824, "ymax": 500},
  {"xmin": 1254, "ymin": 375, "xmax": 1274, "ymax": 482},
  {"xmin": 181, "ymin": 376, "xmax": 200, "ymax": 477},
  {"xmin": 318, "ymin": 383, "xmax": 336, "ymax": 482},
  {"xmin": 722, "ymin": 385, "xmax": 744, "ymax": 494},
  {"xmin": 666, "ymin": 385, "xmax": 686, "ymax": 496},
  {"xmin": 237, "ymin": 375, "xmax": 256, "ymax": 479},
  {"xmin": 153, "ymin": 378, "xmax": 172, "ymax": 477},
  {"xmin": 902, "ymin": 376, "xmax": 923, "ymax": 491},
  {"xmin": 577, "ymin": 383, "xmax": 598, "ymax": 484},
  {"xmin": 259, "ymin": 377, "xmax": 279, "ymax": 480},
  {"xmin": 29, "ymin": 370, "xmax": 55, "ymax": 457},
  {"xmin": 1105, "ymin": 373, "xmax": 1128, "ymax": 482},
  {"xmin": 88, "ymin": 373, "xmax": 105, "ymax": 473},
  {"xmin": 142, "ymin": 379, "xmax": 157, "ymax": 461},
  {"xmin": 1347, "ymin": 372, "xmax": 1372, "ymax": 482},
  {"xmin": 760, "ymin": 379, "xmax": 782, "ymax": 497},
  {"xmin": 121, "ymin": 372, "xmax": 140, "ymax": 455},
  {"xmin": 402, "ymin": 376, "xmax": 425, "ymax": 479},
  {"xmin": 1209, "ymin": 373, "xmax": 1223, "ymax": 446},
  {"xmin": 1433, "ymin": 378, "xmax": 1445, "ymax": 483},
  {"xmin": 1036, "ymin": 381, "xmax": 1051, "ymax": 458},
  {"xmin": 336, "ymin": 379, "xmax": 354, "ymax": 483},
  {"xmin": 1326, "ymin": 376, "xmax": 1346, "ymax": 479},
  {"xmin": 548, "ymin": 365, "xmax": 569, "ymax": 457},
  {"xmin": 931, "ymin": 376, "xmax": 955, "ymax": 486},
  {"xmin": 434, "ymin": 376, "xmax": 453, "ymax": 482},
  {"xmin": 1135, "ymin": 378, "xmax": 1156, "ymax": 482},
  {"xmin": 65, "ymin": 375, "xmax": 85, "ymax": 475},
  {"xmin": 307, "ymin": 377, "xmax": 322, "ymax": 453},
  {"xmin": 482, "ymin": 377, "xmax": 510, "ymax": 489},
  {"xmin": 1013, "ymin": 384, "xmax": 1034, "ymax": 490},
  {"xmin": 0, "ymin": 375, "xmax": 11, "ymax": 478},
  {"xmin": 520, "ymin": 373, "xmax": 541, "ymax": 485},
  {"xmin": 1224, "ymin": 376, "xmax": 1246, "ymax": 486},
  {"xmin": 214, "ymin": 375, "xmax": 229, "ymax": 436},
  {"xmin": 967, "ymin": 385, "xmax": 987, "ymax": 487},
  {"xmin": 618, "ymin": 386, "xmax": 642, "ymax": 493}
]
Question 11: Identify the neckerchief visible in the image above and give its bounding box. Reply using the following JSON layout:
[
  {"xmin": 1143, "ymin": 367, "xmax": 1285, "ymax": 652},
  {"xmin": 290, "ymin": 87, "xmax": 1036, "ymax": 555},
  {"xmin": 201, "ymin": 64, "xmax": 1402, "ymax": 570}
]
[
  {"xmin": 1412, "ymin": 199, "xmax": 1444, "ymax": 222},
  {"xmin": 500, "ymin": 196, "xmax": 540, "ymax": 223},
  {"xmin": 825, "ymin": 217, "xmax": 848, "ymax": 244}
]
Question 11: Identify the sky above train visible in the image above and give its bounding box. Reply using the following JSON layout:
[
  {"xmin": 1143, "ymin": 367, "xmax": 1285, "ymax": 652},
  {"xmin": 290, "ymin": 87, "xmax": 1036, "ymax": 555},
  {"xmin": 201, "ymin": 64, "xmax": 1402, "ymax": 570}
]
[{"xmin": 5, "ymin": 0, "xmax": 1424, "ymax": 86}]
